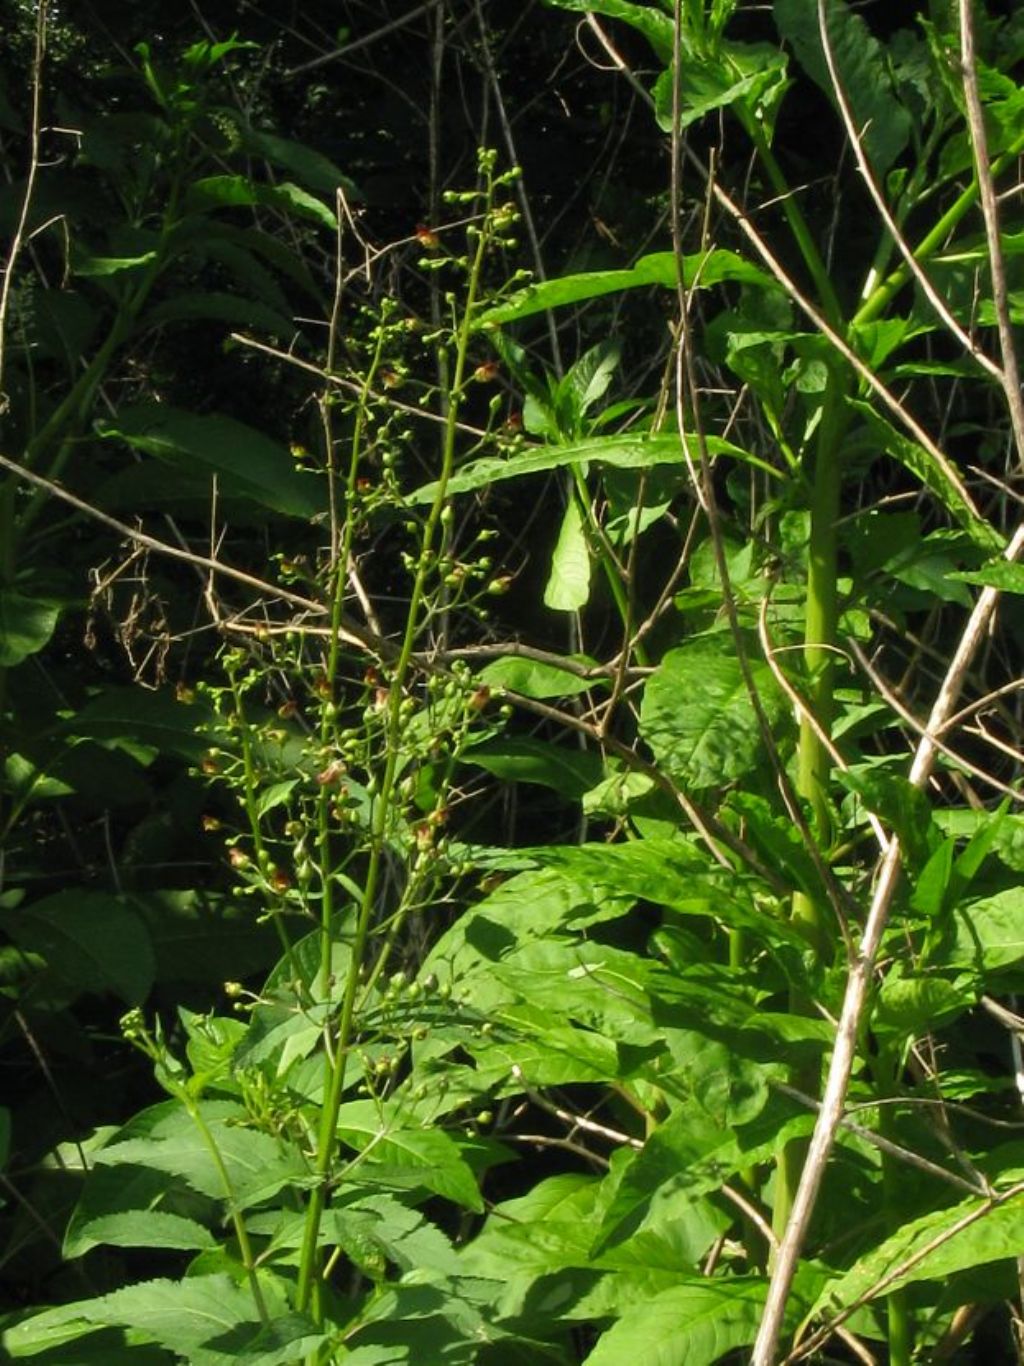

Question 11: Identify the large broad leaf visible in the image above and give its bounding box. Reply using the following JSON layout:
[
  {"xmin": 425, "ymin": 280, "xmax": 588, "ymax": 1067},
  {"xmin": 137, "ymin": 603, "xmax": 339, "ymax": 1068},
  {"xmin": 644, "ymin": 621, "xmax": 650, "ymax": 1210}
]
[
  {"xmin": 237, "ymin": 127, "xmax": 359, "ymax": 199},
  {"xmin": 595, "ymin": 1091, "xmax": 811, "ymax": 1249},
  {"xmin": 409, "ymin": 432, "xmax": 770, "ymax": 504},
  {"xmin": 639, "ymin": 641, "xmax": 789, "ymax": 790},
  {"xmin": 525, "ymin": 839, "xmax": 808, "ymax": 946},
  {"xmin": 478, "ymin": 248, "xmax": 774, "ymax": 326},
  {"xmin": 652, "ymin": 40, "xmax": 790, "ymax": 139},
  {"xmin": 65, "ymin": 1210, "xmax": 216, "ymax": 1256},
  {"xmin": 185, "ymin": 174, "xmax": 337, "ymax": 231},
  {"xmin": 0, "ymin": 590, "xmax": 60, "ymax": 666},
  {"xmin": 812, "ymin": 1190, "xmax": 1024, "ymax": 1316},
  {"xmin": 583, "ymin": 1278, "xmax": 766, "ymax": 1366},
  {"xmin": 97, "ymin": 404, "xmax": 324, "ymax": 518},
  {"xmin": 463, "ymin": 1010, "xmax": 622, "ymax": 1089},
  {"xmin": 544, "ymin": 497, "xmax": 592, "ymax": 611},
  {"xmin": 70, "ymin": 686, "xmax": 213, "ymax": 763},
  {"xmin": 2, "ymin": 1275, "xmax": 323, "ymax": 1366},
  {"xmin": 94, "ymin": 1100, "xmax": 309, "ymax": 1209},
  {"xmin": 422, "ymin": 866, "xmax": 636, "ymax": 986},
  {"xmin": 334, "ymin": 1101, "xmax": 483, "ymax": 1212},
  {"xmin": 461, "ymin": 736, "xmax": 604, "ymax": 799},
  {"xmin": 8, "ymin": 892, "xmax": 154, "ymax": 1004},
  {"xmin": 774, "ymin": 0, "xmax": 911, "ymax": 174},
  {"xmin": 478, "ymin": 653, "xmax": 603, "ymax": 698},
  {"xmin": 542, "ymin": 0, "xmax": 673, "ymax": 62},
  {"xmin": 65, "ymin": 1163, "xmax": 177, "ymax": 1258},
  {"xmin": 950, "ymin": 887, "xmax": 1024, "ymax": 974}
]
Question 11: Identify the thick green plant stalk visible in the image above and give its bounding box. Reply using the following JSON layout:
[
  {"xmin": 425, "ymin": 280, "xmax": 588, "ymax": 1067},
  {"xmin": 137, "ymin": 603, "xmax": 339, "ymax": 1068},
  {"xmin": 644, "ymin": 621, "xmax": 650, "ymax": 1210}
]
[{"xmin": 294, "ymin": 151, "xmax": 507, "ymax": 1323}]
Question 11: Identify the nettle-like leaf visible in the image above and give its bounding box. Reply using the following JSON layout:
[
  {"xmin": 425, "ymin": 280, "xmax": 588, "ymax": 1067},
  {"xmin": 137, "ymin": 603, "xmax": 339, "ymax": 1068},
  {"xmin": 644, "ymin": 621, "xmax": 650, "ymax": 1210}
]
[
  {"xmin": 93, "ymin": 1099, "xmax": 310, "ymax": 1209},
  {"xmin": 334, "ymin": 1100, "xmax": 484, "ymax": 1212},
  {"xmin": 65, "ymin": 1161, "xmax": 207, "ymax": 1258},
  {"xmin": 2, "ymin": 1275, "xmax": 324, "ymax": 1366},
  {"xmin": 639, "ymin": 639, "xmax": 789, "ymax": 791},
  {"xmin": 582, "ymin": 1277, "xmax": 767, "ymax": 1366}
]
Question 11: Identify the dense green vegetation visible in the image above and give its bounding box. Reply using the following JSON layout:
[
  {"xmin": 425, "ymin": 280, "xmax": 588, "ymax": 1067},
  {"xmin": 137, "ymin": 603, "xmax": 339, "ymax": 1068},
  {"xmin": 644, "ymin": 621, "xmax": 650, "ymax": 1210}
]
[{"xmin": 3, "ymin": 1, "xmax": 1024, "ymax": 1360}]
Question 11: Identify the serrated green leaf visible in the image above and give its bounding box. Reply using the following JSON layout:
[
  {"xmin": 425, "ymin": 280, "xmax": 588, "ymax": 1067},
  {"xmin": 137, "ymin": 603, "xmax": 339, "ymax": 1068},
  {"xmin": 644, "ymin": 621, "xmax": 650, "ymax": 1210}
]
[
  {"xmin": 639, "ymin": 642, "xmax": 789, "ymax": 790},
  {"xmin": 94, "ymin": 1100, "xmax": 309, "ymax": 1208},
  {"xmin": 10, "ymin": 1275, "xmax": 321, "ymax": 1365},
  {"xmin": 334, "ymin": 1102, "xmax": 483, "ymax": 1212},
  {"xmin": 67, "ymin": 1210, "xmax": 216, "ymax": 1255},
  {"xmin": 952, "ymin": 560, "xmax": 1024, "ymax": 593},
  {"xmin": 595, "ymin": 1091, "xmax": 810, "ymax": 1249},
  {"xmin": 583, "ymin": 1277, "xmax": 766, "ymax": 1365}
]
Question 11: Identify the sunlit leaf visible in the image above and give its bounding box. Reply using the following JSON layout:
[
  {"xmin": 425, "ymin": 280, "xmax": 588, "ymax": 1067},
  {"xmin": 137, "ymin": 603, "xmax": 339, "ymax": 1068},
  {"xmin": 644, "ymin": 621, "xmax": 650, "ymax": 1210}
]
[{"xmin": 544, "ymin": 497, "xmax": 591, "ymax": 611}]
